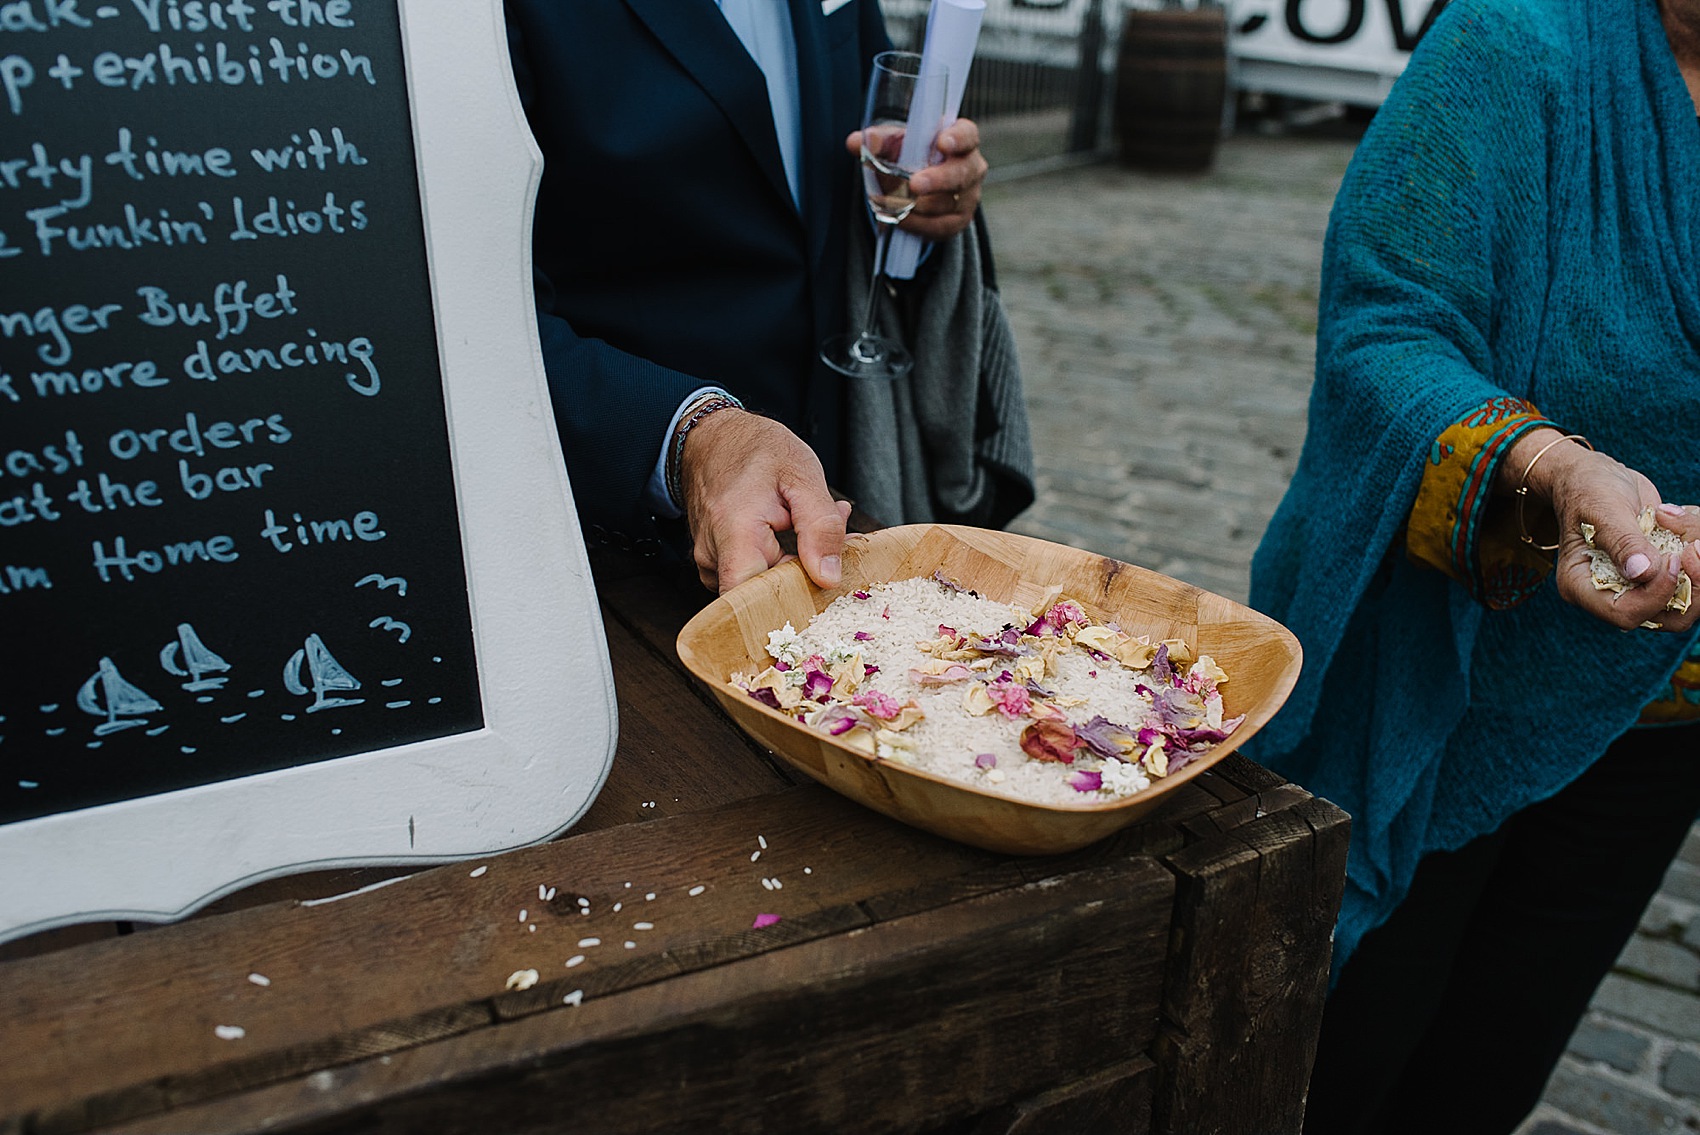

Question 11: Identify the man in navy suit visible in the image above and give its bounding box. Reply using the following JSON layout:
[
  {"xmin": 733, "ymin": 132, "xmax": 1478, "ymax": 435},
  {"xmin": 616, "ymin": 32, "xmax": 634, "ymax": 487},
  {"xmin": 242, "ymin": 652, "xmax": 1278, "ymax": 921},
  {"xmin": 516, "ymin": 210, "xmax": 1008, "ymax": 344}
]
[{"xmin": 506, "ymin": 0, "xmax": 988, "ymax": 593}]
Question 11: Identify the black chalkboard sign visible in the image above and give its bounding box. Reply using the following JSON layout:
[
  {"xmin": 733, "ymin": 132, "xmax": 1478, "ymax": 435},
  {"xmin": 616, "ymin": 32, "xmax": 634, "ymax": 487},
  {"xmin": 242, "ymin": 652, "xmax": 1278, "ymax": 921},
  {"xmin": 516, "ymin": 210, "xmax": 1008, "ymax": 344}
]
[{"xmin": 0, "ymin": 0, "xmax": 485, "ymax": 825}]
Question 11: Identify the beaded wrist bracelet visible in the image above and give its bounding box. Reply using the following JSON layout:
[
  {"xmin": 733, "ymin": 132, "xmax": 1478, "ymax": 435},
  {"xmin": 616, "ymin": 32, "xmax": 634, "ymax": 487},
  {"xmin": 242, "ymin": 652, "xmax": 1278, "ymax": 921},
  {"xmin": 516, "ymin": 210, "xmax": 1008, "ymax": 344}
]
[{"xmin": 665, "ymin": 392, "xmax": 744, "ymax": 509}]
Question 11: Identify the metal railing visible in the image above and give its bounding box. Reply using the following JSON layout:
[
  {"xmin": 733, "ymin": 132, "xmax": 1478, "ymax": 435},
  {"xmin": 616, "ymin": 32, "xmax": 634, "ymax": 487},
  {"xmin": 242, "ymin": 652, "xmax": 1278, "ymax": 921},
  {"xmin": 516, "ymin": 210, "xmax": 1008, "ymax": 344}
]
[{"xmin": 881, "ymin": 0, "xmax": 1127, "ymax": 179}]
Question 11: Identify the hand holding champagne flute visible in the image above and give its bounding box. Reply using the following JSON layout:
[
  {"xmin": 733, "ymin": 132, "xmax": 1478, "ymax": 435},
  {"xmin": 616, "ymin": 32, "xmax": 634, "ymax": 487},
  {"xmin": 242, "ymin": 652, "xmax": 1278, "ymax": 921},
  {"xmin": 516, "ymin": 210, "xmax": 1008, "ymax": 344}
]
[{"xmin": 820, "ymin": 51, "xmax": 948, "ymax": 381}]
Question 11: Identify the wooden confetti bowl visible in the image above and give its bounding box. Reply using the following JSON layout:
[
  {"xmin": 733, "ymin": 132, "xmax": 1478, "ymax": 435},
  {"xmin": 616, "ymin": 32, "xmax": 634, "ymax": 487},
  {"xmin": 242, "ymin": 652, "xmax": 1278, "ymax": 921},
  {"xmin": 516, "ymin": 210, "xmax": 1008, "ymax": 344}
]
[{"xmin": 675, "ymin": 525, "xmax": 1302, "ymax": 856}]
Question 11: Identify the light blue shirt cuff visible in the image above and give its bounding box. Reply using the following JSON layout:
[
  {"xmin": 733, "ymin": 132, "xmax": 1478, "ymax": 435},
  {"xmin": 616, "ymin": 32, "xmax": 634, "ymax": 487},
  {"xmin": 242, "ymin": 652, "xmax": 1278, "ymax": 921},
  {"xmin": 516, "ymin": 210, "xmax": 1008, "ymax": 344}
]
[{"xmin": 646, "ymin": 386, "xmax": 730, "ymax": 519}]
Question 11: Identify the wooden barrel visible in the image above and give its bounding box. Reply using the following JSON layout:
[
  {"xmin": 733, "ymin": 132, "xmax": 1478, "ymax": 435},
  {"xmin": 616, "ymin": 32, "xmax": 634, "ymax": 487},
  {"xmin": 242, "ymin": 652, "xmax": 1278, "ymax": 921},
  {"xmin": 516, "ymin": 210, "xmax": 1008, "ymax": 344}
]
[{"xmin": 1114, "ymin": 7, "xmax": 1229, "ymax": 172}]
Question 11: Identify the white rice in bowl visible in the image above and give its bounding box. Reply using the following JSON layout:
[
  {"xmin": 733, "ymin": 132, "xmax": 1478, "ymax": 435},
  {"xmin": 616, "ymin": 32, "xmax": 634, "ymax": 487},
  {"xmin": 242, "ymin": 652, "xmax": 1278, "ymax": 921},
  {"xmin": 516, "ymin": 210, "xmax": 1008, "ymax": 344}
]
[{"xmin": 729, "ymin": 574, "xmax": 1244, "ymax": 806}]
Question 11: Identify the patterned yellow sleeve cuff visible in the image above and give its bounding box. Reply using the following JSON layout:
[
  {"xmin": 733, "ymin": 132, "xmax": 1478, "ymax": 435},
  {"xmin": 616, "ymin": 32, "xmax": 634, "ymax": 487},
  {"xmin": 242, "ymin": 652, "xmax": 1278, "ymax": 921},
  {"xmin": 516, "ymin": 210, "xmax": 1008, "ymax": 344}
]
[
  {"xmin": 1406, "ymin": 397, "xmax": 1558, "ymax": 610},
  {"xmin": 1638, "ymin": 645, "xmax": 1700, "ymax": 726}
]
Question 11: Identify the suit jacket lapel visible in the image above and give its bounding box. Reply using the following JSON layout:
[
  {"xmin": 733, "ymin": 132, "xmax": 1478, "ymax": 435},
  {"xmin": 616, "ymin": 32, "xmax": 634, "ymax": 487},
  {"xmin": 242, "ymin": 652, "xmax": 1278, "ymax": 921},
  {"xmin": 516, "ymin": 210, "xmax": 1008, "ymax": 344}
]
[
  {"xmin": 789, "ymin": 0, "xmax": 840, "ymax": 265},
  {"xmin": 621, "ymin": 0, "xmax": 796, "ymax": 215}
]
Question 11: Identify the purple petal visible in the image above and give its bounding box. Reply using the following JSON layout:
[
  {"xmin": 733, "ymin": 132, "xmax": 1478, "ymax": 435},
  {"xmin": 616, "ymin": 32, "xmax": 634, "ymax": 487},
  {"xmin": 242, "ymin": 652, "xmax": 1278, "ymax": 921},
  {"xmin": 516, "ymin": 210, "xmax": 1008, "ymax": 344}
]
[
  {"xmin": 747, "ymin": 687, "xmax": 782, "ymax": 709},
  {"xmin": 1152, "ymin": 643, "xmax": 1176, "ymax": 686},
  {"xmin": 932, "ymin": 570, "xmax": 969, "ymax": 594},
  {"xmin": 853, "ymin": 590, "xmax": 872, "ymax": 600},
  {"xmin": 1068, "ymin": 769, "xmax": 1103, "ymax": 793},
  {"xmin": 772, "ymin": 659, "xmax": 791, "ymax": 672},
  {"xmin": 970, "ymin": 636, "xmax": 1032, "ymax": 658},
  {"xmin": 974, "ymin": 752, "xmax": 998, "ymax": 769},
  {"xmin": 815, "ymin": 704, "xmax": 860, "ymax": 736},
  {"xmin": 1075, "ymin": 715, "xmax": 1136, "ymax": 759},
  {"xmin": 752, "ymin": 913, "xmax": 782, "ymax": 929},
  {"xmin": 854, "ymin": 631, "xmax": 874, "ymax": 642},
  {"xmin": 1173, "ymin": 713, "xmax": 1246, "ymax": 750},
  {"xmin": 803, "ymin": 669, "xmax": 833, "ymax": 701}
]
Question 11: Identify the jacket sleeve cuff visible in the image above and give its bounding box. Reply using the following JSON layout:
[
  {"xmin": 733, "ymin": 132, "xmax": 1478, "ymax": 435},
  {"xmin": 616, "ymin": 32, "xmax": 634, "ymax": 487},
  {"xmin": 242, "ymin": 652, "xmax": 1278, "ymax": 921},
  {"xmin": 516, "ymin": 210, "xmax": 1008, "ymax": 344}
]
[{"xmin": 1405, "ymin": 397, "xmax": 1559, "ymax": 609}]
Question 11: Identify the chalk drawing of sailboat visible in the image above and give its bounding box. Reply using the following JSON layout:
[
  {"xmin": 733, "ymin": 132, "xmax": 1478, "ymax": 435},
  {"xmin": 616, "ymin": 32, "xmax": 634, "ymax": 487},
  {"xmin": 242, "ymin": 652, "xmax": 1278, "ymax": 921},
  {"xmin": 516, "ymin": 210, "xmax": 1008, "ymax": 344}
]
[
  {"xmin": 283, "ymin": 633, "xmax": 364, "ymax": 713},
  {"xmin": 77, "ymin": 657, "xmax": 165, "ymax": 736},
  {"xmin": 159, "ymin": 622, "xmax": 231, "ymax": 691}
]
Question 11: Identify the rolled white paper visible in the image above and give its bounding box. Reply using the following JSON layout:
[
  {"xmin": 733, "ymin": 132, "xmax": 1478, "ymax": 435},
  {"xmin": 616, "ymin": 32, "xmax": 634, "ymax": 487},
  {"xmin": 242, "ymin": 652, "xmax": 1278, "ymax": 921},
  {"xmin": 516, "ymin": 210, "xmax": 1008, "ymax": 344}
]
[{"xmin": 884, "ymin": 0, "xmax": 985, "ymax": 280}]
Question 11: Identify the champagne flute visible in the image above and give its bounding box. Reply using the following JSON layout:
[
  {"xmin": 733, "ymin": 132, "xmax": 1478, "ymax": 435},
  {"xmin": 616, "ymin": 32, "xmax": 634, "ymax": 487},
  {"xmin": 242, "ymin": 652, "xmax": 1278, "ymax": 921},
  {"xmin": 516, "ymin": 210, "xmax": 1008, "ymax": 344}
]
[{"xmin": 820, "ymin": 50, "xmax": 948, "ymax": 381}]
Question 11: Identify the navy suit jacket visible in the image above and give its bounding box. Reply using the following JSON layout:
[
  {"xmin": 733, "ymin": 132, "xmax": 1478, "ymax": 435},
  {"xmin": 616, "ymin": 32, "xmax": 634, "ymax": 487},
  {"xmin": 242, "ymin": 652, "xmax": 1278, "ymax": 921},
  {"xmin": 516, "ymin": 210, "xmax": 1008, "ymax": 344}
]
[{"xmin": 505, "ymin": 0, "xmax": 891, "ymax": 547}]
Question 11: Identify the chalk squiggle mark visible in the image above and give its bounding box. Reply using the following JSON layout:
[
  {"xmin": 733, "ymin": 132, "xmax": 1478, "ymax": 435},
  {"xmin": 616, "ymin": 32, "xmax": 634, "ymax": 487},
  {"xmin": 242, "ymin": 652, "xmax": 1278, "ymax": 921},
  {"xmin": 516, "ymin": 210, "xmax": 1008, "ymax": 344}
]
[
  {"xmin": 369, "ymin": 617, "xmax": 412, "ymax": 644},
  {"xmin": 356, "ymin": 574, "xmax": 408, "ymax": 597}
]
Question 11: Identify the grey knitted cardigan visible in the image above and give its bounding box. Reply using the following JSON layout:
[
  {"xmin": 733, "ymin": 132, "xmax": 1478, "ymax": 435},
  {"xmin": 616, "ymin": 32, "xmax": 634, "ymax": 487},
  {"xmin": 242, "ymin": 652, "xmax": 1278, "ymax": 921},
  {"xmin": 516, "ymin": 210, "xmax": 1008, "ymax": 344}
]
[{"xmin": 843, "ymin": 212, "xmax": 1036, "ymax": 529}]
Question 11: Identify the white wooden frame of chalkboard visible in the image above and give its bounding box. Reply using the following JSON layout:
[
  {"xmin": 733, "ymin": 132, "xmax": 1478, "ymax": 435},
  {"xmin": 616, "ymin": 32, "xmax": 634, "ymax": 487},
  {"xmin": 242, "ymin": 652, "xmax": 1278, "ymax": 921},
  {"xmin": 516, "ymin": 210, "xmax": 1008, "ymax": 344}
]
[{"xmin": 0, "ymin": 0, "xmax": 617, "ymax": 944}]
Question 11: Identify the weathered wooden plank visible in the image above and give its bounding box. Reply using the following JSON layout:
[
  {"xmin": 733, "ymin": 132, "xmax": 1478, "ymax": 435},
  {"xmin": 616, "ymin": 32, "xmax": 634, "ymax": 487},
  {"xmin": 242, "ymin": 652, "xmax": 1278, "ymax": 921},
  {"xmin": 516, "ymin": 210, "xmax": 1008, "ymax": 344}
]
[
  {"xmin": 0, "ymin": 919, "xmax": 121, "ymax": 963},
  {"xmin": 1180, "ymin": 777, "xmax": 1317, "ymax": 852},
  {"xmin": 590, "ymin": 555, "xmax": 715, "ymax": 660},
  {"xmin": 858, "ymin": 859, "xmax": 1025, "ymax": 922},
  {"xmin": 34, "ymin": 1003, "xmax": 496, "ymax": 1135},
  {"xmin": 1211, "ymin": 752, "xmax": 1290, "ymax": 796},
  {"xmin": 97, "ymin": 859, "xmax": 1176, "ymax": 1135},
  {"xmin": 0, "ymin": 785, "xmax": 1041, "ymax": 1132},
  {"xmin": 1187, "ymin": 768, "xmax": 1250, "ymax": 809},
  {"xmin": 958, "ymin": 1056, "xmax": 1156, "ymax": 1135},
  {"xmin": 999, "ymin": 778, "xmax": 1216, "ymax": 890},
  {"xmin": 1150, "ymin": 796, "xmax": 1350, "ymax": 1135},
  {"xmin": 573, "ymin": 612, "xmax": 797, "ymax": 833}
]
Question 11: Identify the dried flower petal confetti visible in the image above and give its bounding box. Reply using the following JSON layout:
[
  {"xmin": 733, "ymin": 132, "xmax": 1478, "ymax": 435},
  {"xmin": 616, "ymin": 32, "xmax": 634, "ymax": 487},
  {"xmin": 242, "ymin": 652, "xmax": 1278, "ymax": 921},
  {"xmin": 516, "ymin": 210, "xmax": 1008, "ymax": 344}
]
[
  {"xmin": 1068, "ymin": 769, "xmax": 1103, "ymax": 793},
  {"xmin": 852, "ymin": 689, "xmax": 902, "ymax": 720},
  {"xmin": 1021, "ymin": 718, "xmax": 1079, "ymax": 763},
  {"xmin": 1582, "ymin": 507, "xmax": 1691, "ymax": 614},
  {"xmin": 732, "ymin": 578, "xmax": 1241, "ymax": 805},
  {"xmin": 752, "ymin": 913, "xmax": 782, "ymax": 929},
  {"xmin": 506, "ymin": 969, "xmax": 540, "ymax": 991}
]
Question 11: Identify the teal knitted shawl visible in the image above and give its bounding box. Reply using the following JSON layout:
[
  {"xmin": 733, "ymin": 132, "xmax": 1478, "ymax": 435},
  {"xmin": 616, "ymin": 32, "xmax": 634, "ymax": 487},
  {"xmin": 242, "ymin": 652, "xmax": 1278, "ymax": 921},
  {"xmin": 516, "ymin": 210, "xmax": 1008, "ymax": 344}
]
[{"xmin": 1249, "ymin": 0, "xmax": 1700, "ymax": 970}]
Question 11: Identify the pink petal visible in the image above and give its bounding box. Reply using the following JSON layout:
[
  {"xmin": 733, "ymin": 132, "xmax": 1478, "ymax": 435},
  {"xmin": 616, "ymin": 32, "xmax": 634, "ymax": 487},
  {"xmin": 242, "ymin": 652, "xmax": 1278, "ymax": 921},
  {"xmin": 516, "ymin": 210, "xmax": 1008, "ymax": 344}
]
[
  {"xmin": 752, "ymin": 913, "xmax": 782, "ymax": 929},
  {"xmin": 909, "ymin": 664, "xmax": 974, "ymax": 686},
  {"xmin": 852, "ymin": 689, "xmax": 901, "ymax": 720},
  {"xmin": 1068, "ymin": 769, "xmax": 1103, "ymax": 792},
  {"xmin": 974, "ymin": 752, "xmax": 998, "ymax": 769}
]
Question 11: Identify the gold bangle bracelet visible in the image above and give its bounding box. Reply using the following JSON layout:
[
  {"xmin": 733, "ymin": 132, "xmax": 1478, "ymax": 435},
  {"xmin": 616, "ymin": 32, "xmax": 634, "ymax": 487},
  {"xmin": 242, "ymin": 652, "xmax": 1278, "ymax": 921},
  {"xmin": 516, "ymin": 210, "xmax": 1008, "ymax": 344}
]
[{"xmin": 1515, "ymin": 432, "xmax": 1593, "ymax": 551}]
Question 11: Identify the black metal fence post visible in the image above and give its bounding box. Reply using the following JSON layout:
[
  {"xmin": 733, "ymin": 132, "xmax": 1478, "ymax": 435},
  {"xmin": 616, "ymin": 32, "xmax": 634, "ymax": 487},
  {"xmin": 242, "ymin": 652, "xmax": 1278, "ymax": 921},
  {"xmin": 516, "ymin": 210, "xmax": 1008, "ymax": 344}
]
[{"xmin": 1068, "ymin": 0, "xmax": 1107, "ymax": 153}]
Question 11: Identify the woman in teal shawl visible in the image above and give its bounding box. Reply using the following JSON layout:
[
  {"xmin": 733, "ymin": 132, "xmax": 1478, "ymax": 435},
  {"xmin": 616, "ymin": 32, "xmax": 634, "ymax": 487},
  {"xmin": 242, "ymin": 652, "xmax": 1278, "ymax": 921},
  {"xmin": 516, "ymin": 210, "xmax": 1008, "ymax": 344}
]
[{"xmin": 1249, "ymin": 0, "xmax": 1700, "ymax": 1129}]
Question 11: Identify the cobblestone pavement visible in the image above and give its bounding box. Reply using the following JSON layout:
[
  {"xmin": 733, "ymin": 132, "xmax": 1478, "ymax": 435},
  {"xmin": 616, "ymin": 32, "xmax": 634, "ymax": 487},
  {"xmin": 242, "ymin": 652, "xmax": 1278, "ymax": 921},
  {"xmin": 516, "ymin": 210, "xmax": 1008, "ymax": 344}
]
[{"xmin": 981, "ymin": 131, "xmax": 1700, "ymax": 1135}]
